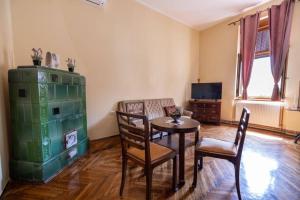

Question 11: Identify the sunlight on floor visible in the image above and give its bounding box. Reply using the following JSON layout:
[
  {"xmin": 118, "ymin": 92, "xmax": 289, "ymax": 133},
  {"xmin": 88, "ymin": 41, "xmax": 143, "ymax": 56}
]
[
  {"xmin": 243, "ymin": 150, "xmax": 279, "ymax": 198},
  {"xmin": 247, "ymin": 131, "xmax": 283, "ymax": 141}
]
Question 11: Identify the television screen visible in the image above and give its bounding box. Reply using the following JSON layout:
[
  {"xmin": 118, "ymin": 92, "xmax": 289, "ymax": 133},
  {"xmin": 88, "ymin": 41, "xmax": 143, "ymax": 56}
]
[{"xmin": 191, "ymin": 82, "xmax": 222, "ymax": 100}]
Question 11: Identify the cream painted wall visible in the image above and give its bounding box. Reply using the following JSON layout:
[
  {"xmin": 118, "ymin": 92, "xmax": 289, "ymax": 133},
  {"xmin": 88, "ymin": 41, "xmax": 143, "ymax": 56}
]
[
  {"xmin": 282, "ymin": 0, "xmax": 300, "ymax": 131},
  {"xmin": 0, "ymin": 0, "xmax": 14, "ymax": 195},
  {"xmin": 198, "ymin": 21, "xmax": 239, "ymax": 121},
  {"xmin": 10, "ymin": 0, "xmax": 200, "ymax": 140},
  {"xmin": 198, "ymin": 0, "xmax": 300, "ymax": 132}
]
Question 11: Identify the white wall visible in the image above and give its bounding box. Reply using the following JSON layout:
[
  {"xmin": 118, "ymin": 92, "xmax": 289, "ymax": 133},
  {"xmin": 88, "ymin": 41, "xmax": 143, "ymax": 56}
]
[{"xmin": 0, "ymin": 0, "xmax": 15, "ymax": 195}]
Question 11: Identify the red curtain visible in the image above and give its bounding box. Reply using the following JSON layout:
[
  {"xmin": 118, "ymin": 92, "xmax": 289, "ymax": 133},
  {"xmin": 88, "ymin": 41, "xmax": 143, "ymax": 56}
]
[
  {"xmin": 240, "ymin": 13, "xmax": 260, "ymax": 99},
  {"xmin": 269, "ymin": 0, "xmax": 295, "ymax": 101}
]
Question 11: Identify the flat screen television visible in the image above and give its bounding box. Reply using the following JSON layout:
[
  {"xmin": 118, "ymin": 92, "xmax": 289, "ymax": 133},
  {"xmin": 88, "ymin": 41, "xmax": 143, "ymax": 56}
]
[{"xmin": 191, "ymin": 82, "xmax": 222, "ymax": 100}]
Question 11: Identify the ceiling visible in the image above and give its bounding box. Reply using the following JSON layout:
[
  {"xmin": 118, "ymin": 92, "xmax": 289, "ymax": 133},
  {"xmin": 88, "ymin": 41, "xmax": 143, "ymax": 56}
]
[{"xmin": 136, "ymin": 0, "xmax": 271, "ymax": 30}]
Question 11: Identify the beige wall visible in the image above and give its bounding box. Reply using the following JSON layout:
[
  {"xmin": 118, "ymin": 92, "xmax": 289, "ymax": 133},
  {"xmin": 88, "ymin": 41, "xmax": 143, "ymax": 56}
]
[
  {"xmin": 198, "ymin": 0, "xmax": 300, "ymax": 132},
  {"xmin": 10, "ymin": 0, "xmax": 200, "ymax": 140},
  {"xmin": 0, "ymin": 0, "xmax": 14, "ymax": 194},
  {"xmin": 282, "ymin": 0, "xmax": 300, "ymax": 131},
  {"xmin": 198, "ymin": 20, "xmax": 239, "ymax": 120},
  {"xmin": 2, "ymin": 0, "xmax": 298, "ymax": 194}
]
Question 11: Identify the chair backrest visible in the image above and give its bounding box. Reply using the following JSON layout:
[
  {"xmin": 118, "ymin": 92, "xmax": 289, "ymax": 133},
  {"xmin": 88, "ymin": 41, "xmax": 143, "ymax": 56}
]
[
  {"xmin": 116, "ymin": 111, "xmax": 151, "ymax": 162},
  {"xmin": 234, "ymin": 107, "xmax": 250, "ymax": 158}
]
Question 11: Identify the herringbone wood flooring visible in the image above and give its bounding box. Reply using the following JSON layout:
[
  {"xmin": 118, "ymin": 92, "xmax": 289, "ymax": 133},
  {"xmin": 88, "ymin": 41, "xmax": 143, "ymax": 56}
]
[{"xmin": 2, "ymin": 125, "xmax": 300, "ymax": 200}]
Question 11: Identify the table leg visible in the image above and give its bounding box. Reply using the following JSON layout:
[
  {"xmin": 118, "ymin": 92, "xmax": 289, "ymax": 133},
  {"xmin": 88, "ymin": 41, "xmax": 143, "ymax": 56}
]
[
  {"xmin": 195, "ymin": 130, "xmax": 201, "ymax": 170},
  {"xmin": 295, "ymin": 134, "xmax": 300, "ymax": 144},
  {"xmin": 178, "ymin": 132, "xmax": 185, "ymax": 187}
]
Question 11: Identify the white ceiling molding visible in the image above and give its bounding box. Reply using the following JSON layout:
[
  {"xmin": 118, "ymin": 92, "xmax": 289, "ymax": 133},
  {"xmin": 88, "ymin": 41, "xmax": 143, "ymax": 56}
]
[{"xmin": 135, "ymin": 0, "xmax": 272, "ymax": 31}]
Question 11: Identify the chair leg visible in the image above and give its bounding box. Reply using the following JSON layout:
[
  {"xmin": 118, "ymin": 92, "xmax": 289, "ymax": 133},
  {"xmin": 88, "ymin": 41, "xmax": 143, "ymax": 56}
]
[
  {"xmin": 192, "ymin": 153, "xmax": 198, "ymax": 188},
  {"xmin": 172, "ymin": 155, "xmax": 177, "ymax": 192},
  {"xmin": 160, "ymin": 132, "xmax": 163, "ymax": 139},
  {"xmin": 234, "ymin": 162, "xmax": 242, "ymax": 200},
  {"xmin": 150, "ymin": 127, "xmax": 153, "ymax": 141},
  {"xmin": 198, "ymin": 156, "xmax": 203, "ymax": 171},
  {"xmin": 146, "ymin": 168, "xmax": 153, "ymax": 200},
  {"xmin": 120, "ymin": 157, "xmax": 128, "ymax": 196},
  {"xmin": 295, "ymin": 134, "xmax": 300, "ymax": 144},
  {"xmin": 195, "ymin": 130, "xmax": 199, "ymax": 144}
]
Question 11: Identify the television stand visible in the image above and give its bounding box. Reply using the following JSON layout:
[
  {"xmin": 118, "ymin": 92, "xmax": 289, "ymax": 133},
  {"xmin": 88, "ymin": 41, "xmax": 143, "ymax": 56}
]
[{"xmin": 188, "ymin": 100, "xmax": 221, "ymax": 125}]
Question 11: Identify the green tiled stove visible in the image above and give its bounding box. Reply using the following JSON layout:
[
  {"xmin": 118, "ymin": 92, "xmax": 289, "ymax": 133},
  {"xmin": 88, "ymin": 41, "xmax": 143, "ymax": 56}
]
[{"xmin": 8, "ymin": 66, "xmax": 89, "ymax": 182}]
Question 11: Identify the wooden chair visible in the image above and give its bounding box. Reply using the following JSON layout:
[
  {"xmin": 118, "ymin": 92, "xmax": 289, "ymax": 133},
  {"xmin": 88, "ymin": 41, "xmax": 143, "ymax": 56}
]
[
  {"xmin": 192, "ymin": 107, "xmax": 250, "ymax": 200},
  {"xmin": 116, "ymin": 111, "xmax": 177, "ymax": 200}
]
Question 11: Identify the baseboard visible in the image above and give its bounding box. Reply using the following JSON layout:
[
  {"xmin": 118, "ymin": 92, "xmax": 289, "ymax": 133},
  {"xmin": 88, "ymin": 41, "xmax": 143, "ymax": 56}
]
[
  {"xmin": 92, "ymin": 122, "xmax": 298, "ymax": 141},
  {"xmin": 0, "ymin": 177, "xmax": 10, "ymax": 197},
  {"xmin": 90, "ymin": 134, "xmax": 119, "ymax": 142},
  {"xmin": 221, "ymin": 119, "xmax": 297, "ymax": 137}
]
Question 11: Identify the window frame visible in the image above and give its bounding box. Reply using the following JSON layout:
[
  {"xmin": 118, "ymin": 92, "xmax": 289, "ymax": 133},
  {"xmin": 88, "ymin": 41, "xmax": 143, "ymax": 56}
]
[{"xmin": 235, "ymin": 17, "xmax": 287, "ymax": 101}]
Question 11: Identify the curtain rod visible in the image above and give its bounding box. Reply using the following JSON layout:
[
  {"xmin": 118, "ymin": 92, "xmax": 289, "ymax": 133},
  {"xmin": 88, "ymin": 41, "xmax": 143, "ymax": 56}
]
[
  {"xmin": 228, "ymin": 0, "xmax": 299, "ymax": 26},
  {"xmin": 228, "ymin": 9, "xmax": 267, "ymax": 26}
]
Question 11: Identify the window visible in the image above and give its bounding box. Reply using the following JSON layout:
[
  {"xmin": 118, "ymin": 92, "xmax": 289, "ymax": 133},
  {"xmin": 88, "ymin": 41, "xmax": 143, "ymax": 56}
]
[
  {"xmin": 247, "ymin": 57, "xmax": 275, "ymax": 97},
  {"xmin": 236, "ymin": 17, "xmax": 285, "ymax": 99}
]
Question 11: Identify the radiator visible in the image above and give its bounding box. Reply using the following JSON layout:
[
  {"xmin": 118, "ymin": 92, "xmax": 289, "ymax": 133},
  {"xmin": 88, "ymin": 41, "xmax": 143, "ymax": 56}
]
[{"xmin": 235, "ymin": 101, "xmax": 283, "ymax": 128}]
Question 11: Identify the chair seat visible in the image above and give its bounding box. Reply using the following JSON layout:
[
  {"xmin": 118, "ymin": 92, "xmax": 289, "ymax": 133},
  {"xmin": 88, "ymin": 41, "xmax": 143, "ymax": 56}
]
[
  {"xmin": 127, "ymin": 142, "xmax": 175, "ymax": 164},
  {"xmin": 196, "ymin": 137, "xmax": 237, "ymax": 156}
]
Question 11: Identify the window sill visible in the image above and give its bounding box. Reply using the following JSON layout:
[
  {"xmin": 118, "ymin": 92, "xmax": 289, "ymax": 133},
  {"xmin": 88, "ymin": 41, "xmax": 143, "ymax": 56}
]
[
  {"xmin": 234, "ymin": 98, "xmax": 285, "ymax": 106},
  {"xmin": 235, "ymin": 96, "xmax": 285, "ymax": 101}
]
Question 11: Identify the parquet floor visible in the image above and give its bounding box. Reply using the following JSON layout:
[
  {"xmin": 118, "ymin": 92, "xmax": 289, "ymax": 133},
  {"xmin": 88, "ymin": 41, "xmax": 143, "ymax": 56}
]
[{"xmin": 1, "ymin": 125, "xmax": 300, "ymax": 200}]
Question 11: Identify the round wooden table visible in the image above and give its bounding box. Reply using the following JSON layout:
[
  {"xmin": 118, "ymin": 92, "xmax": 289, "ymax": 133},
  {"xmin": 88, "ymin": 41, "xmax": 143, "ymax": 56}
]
[{"xmin": 150, "ymin": 117, "xmax": 200, "ymax": 187}]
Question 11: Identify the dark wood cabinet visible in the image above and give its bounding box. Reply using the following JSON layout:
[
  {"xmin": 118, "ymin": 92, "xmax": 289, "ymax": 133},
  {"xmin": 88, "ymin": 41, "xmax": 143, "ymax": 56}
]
[{"xmin": 189, "ymin": 100, "xmax": 221, "ymax": 125}]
